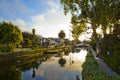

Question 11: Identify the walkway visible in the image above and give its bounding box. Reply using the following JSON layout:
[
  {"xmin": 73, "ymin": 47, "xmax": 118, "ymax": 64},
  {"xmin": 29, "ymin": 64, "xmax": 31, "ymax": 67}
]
[{"xmin": 90, "ymin": 47, "xmax": 118, "ymax": 77}]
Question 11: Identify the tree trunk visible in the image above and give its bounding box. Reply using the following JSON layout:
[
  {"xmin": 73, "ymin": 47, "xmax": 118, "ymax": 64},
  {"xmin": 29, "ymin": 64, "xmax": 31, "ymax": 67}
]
[
  {"xmin": 90, "ymin": 1, "xmax": 102, "ymax": 57},
  {"xmin": 92, "ymin": 22, "xmax": 102, "ymax": 57}
]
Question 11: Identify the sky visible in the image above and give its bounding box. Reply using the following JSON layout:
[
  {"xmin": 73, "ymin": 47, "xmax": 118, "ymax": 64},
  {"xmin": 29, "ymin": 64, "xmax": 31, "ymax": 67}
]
[{"xmin": 0, "ymin": 0, "xmax": 71, "ymax": 38}]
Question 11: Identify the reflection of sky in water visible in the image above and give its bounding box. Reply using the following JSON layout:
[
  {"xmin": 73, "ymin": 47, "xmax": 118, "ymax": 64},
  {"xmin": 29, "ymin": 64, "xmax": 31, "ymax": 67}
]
[{"xmin": 22, "ymin": 49, "xmax": 87, "ymax": 80}]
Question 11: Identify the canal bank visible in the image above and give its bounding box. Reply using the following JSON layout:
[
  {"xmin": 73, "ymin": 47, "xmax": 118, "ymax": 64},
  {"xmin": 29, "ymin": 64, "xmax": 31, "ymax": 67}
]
[
  {"xmin": 0, "ymin": 46, "xmax": 71, "ymax": 64},
  {"xmin": 0, "ymin": 48, "xmax": 87, "ymax": 80},
  {"xmin": 82, "ymin": 49, "xmax": 120, "ymax": 80}
]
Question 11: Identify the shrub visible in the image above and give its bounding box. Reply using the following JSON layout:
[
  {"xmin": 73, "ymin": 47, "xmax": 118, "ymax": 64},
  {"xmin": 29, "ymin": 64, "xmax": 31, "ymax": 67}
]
[
  {"xmin": 0, "ymin": 45, "xmax": 14, "ymax": 52},
  {"xmin": 100, "ymin": 34, "xmax": 120, "ymax": 74}
]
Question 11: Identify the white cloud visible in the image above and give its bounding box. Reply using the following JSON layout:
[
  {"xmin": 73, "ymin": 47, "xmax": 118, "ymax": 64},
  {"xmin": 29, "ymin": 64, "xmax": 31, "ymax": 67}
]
[
  {"xmin": 14, "ymin": 19, "xmax": 31, "ymax": 32},
  {"xmin": 0, "ymin": 0, "xmax": 72, "ymax": 38},
  {"xmin": 31, "ymin": 0, "xmax": 71, "ymax": 38},
  {"xmin": 32, "ymin": 14, "xmax": 45, "ymax": 23},
  {"xmin": 16, "ymin": 19, "xmax": 27, "ymax": 27},
  {"xmin": 47, "ymin": 0, "xmax": 59, "ymax": 9}
]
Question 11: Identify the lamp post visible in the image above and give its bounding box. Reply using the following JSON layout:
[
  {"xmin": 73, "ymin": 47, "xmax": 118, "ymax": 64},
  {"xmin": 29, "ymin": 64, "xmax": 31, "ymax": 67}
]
[{"xmin": 69, "ymin": 29, "xmax": 71, "ymax": 41}]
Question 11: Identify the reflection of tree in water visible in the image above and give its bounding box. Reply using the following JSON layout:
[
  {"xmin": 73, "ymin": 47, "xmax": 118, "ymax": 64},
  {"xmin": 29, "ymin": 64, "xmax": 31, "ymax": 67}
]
[
  {"xmin": 32, "ymin": 68, "xmax": 36, "ymax": 78},
  {"xmin": 69, "ymin": 53, "xmax": 74, "ymax": 65},
  {"xmin": 32, "ymin": 60, "xmax": 40, "ymax": 78},
  {"xmin": 8, "ymin": 68, "xmax": 22, "ymax": 80},
  {"xmin": 64, "ymin": 50, "xmax": 71, "ymax": 55},
  {"xmin": 58, "ymin": 57, "xmax": 66, "ymax": 67},
  {"xmin": 76, "ymin": 75, "xmax": 80, "ymax": 80},
  {"xmin": 0, "ymin": 67, "xmax": 22, "ymax": 80},
  {"xmin": 0, "ymin": 56, "xmax": 46, "ymax": 80}
]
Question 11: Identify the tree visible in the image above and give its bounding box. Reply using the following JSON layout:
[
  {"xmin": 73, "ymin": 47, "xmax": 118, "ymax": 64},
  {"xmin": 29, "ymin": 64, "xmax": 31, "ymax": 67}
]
[
  {"xmin": 0, "ymin": 21, "xmax": 23, "ymax": 51},
  {"xmin": 71, "ymin": 22, "xmax": 86, "ymax": 43},
  {"xmin": 60, "ymin": 0, "xmax": 120, "ymax": 56},
  {"xmin": 22, "ymin": 32, "xmax": 33, "ymax": 40},
  {"xmin": 22, "ymin": 31, "xmax": 40, "ymax": 48},
  {"xmin": 58, "ymin": 30, "xmax": 66, "ymax": 39},
  {"xmin": 58, "ymin": 30, "xmax": 66, "ymax": 45},
  {"xmin": 22, "ymin": 38, "xmax": 32, "ymax": 48},
  {"xmin": 32, "ymin": 28, "xmax": 39, "ymax": 48},
  {"xmin": 64, "ymin": 38, "xmax": 70, "ymax": 45}
]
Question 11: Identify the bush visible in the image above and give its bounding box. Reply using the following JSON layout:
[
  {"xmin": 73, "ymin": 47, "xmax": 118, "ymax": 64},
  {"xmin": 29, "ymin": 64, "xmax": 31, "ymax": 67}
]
[
  {"xmin": 6, "ymin": 45, "xmax": 14, "ymax": 52},
  {"xmin": 100, "ymin": 34, "xmax": 120, "ymax": 74},
  {"xmin": 0, "ymin": 45, "xmax": 14, "ymax": 52},
  {"xmin": 0, "ymin": 45, "xmax": 6, "ymax": 52}
]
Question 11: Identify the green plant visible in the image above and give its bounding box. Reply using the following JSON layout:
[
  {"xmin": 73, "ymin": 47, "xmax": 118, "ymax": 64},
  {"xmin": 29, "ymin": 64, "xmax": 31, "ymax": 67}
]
[{"xmin": 82, "ymin": 51, "xmax": 120, "ymax": 80}]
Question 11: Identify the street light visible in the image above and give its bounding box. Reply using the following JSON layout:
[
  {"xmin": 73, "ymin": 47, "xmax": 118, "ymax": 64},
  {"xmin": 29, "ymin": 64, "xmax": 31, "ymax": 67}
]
[{"xmin": 69, "ymin": 29, "xmax": 71, "ymax": 41}]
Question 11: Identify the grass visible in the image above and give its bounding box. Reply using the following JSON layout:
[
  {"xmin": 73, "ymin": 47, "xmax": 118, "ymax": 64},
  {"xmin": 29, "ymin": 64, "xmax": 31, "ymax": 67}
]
[{"xmin": 82, "ymin": 50, "xmax": 120, "ymax": 80}]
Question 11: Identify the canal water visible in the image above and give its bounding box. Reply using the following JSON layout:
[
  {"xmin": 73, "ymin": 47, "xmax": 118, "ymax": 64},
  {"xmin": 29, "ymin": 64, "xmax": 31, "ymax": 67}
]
[{"xmin": 0, "ymin": 49, "xmax": 87, "ymax": 80}]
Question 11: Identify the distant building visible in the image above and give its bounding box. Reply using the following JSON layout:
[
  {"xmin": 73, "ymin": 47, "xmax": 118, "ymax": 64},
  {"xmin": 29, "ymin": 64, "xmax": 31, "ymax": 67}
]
[{"xmin": 40, "ymin": 37, "xmax": 61, "ymax": 47}]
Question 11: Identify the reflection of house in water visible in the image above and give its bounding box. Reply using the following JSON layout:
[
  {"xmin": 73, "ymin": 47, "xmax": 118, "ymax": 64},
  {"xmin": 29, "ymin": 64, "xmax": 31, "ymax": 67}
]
[{"xmin": 40, "ymin": 37, "xmax": 61, "ymax": 47}]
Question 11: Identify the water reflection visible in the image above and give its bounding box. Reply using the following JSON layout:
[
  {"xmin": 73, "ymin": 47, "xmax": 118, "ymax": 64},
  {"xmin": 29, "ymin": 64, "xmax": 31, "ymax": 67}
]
[
  {"xmin": 69, "ymin": 52, "xmax": 74, "ymax": 65},
  {"xmin": 76, "ymin": 75, "xmax": 80, "ymax": 80},
  {"xmin": 32, "ymin": 68, "xmax": 36, "ymax": 78},
  {"xmin": 0, "ymin": 48, "xmax": 87, "ymax": 80},
  {"xmin": 58, "ymin": 57, "xmax": 66, "ymax": 67},
  {"xmin": 0, "ymin": 67, "xmax": 22, "ymax": 80}
]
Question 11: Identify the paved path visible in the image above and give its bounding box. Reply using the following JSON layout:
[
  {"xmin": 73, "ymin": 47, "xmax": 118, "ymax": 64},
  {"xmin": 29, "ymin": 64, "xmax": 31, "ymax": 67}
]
[{"xmin": 90, "ymin": 47, "xmax": 118, "ymax": 77}]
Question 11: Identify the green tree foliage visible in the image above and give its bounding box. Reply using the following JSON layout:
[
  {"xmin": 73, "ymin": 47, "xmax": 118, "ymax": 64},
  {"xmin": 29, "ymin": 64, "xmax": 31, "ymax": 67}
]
[
  {"xmin": 0, "ymin": 21, "xmax": 23, "ymax": 52},
  {"xmin": 60, "ymin": 0, "xmax": 120, "ymax": 55},
  {"xmin": 33, "ymin": 36, "xmax": 39, "ymax": 48},
  {"xmin": 71, "ymin": 22, "xmax": 86, "ymax": 42},
  {"xmin": 64, "ymin": 38, "xmax": 70, "ymax": 45},
  {"xmin": 0, "ymin": 21, "xmax": 23, "ymax": 45},
  {"xmin": 22, "ymin": 32, "xmax": 33, "ymax": 48},
  {"xmin": 22, "ymin": 31, "xmax": 39, "ymax": 48},
  {"xmin": 22, "ymin": 32, "xmax": 33, "ymax": 39},
  {"xmin": 58, "ymin": 30, "xmax": 66, "ymax": 45},
  {"xmin": 32, "ymin": 28, "xmax": 35, "ymax": 36},
  {"xmin": 22, "ymin": 38, "xmax": 32, "ymax": 48},
  {"xmin": 32, "ymin": 29, "xmax": 39, "ymax": 48},
  {"xmin": 58, "ymin": 30, "xmax": 66, "ymax": 39},
  {"xmin": 100, "ymin": 24, "xmax": 120, "ymax": 73}
]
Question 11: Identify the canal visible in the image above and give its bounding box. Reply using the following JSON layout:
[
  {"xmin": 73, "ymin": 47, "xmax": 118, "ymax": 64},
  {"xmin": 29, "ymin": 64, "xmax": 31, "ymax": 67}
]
[{"xmin": 0, "ymin": 48, "xmax": 87, "ymax": 80}]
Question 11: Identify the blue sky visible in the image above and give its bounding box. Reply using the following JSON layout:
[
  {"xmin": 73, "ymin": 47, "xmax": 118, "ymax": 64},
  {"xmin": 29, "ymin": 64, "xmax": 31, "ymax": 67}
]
[{"xmin": 0, "ymin": 0, "xmax": 71, "ymax": 38}]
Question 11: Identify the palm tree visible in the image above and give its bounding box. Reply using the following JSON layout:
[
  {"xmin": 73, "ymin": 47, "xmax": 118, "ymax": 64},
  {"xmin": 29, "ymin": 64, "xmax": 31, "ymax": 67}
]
[
  {"xmin": 58, "ymin": 57, "xmax": 66, "ymax": 67},
  {"xmin": 58, "ymin": 30, "xmax": 66, "ymax": 45},
  {"xmin": 32, "ymin": 28, "xmax": 36, "ymax": 48},
  {"xmin": 58, "ymin": 30, "xmax": 66, "ymax": 39}
]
